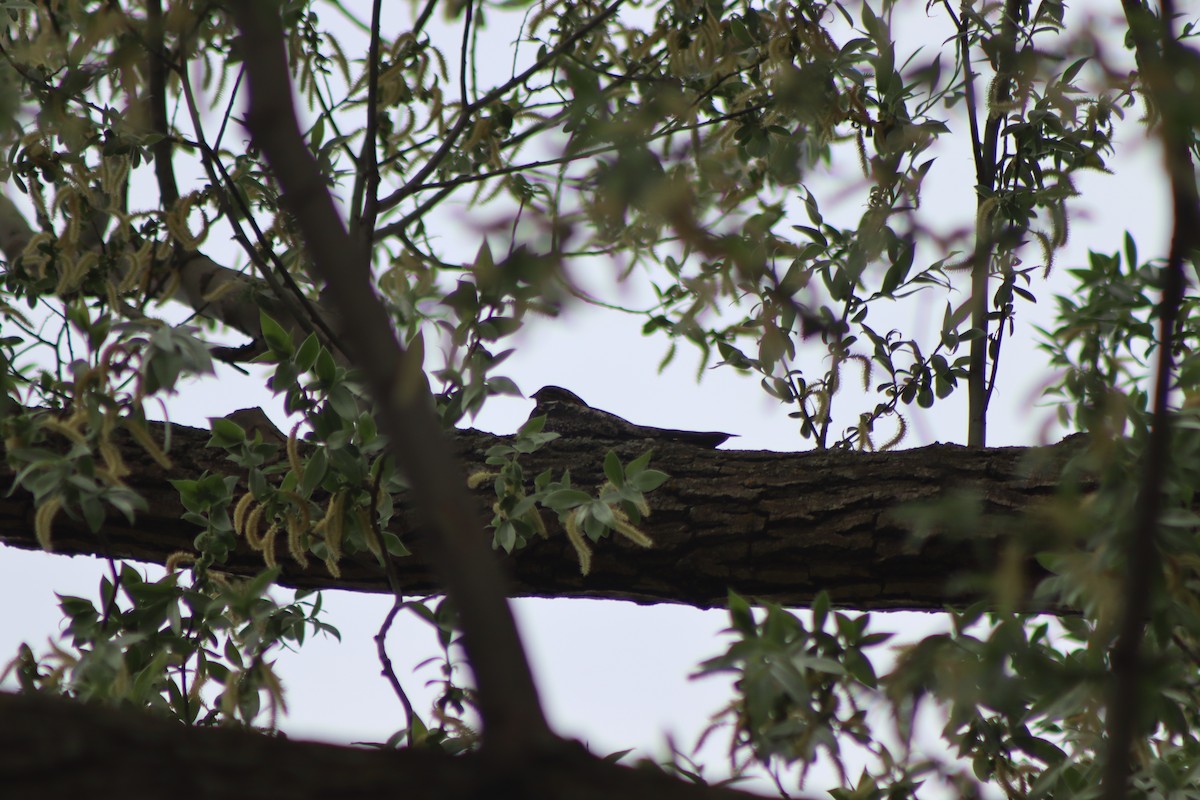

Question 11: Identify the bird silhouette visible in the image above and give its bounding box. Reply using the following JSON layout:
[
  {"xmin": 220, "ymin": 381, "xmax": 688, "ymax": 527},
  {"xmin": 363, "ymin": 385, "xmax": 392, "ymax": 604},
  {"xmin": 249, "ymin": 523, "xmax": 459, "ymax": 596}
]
[{"xmin": 530, "ymin": 386, "xmax": 733, "ymax": 449}]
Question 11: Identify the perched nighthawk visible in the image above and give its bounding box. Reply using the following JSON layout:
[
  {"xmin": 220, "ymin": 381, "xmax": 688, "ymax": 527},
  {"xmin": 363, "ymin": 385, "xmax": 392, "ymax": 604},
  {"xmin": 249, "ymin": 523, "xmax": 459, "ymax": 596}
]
[{"xmin": 530, "ymin": 386, "xmax": 733, "ymax": 449}]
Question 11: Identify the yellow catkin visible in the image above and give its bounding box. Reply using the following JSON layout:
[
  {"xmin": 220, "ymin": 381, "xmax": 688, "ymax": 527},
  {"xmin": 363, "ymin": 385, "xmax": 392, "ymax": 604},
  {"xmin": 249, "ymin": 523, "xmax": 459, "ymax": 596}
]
[
  {"xmin": 243, "ymin": 505, "xmax": 265, "ymax": 549},
  {"xmin": 232, "ymin": 492, "xmax": 256, "ymax": 536},
  {"xmin": 612, "ymin": 515, "xmax": 654, "ymax": 549},
  {"xmin": 466, "ymin": 470, "xmax": 495, "ymax": 489},
  {"xmin": 40, "ymin": 417, "xmax": 86, "ymax": 445},
  {"xmin": 165, "ymin": 551, "xmax": 196, "ymax": 573},
  {"xmin": 286, "ymin": 423, "xmax": 302, "ymax": 476},
  {"xmin": 527, "ymin": 508, "xmax": 549, "ymax": 539},
  {"xmin": 324, "ymin": 491, "xmax": 345, "ymax": 562},
  {"xmin": 56, "ymin": 249, "xmax": 98, "ymax": 295},
  {"xmin": 358, "ymin": 507, "xmax": 380, "ymax": 558},
  {"xmin": 564, "ymin": 509, "xmax": 593, "ymax": 576},
  {"xmin": 286, "ymin": 512, "xmax": 309, "ymax": 569},
  {"xmin": 261, "ymin": 523, "xmax": 279, "ymax": 568},
  {"xmin": 324, "ymin": 555, "xmax": 342, "ymax": 579},
  {"xmin": 99, "ymin": 442, "xmax": 130, "ymax": 480},
  {"xmin": 34, "ymin": 496, "xmax": 63, "ymax": 551},
  {"xmin": 100, "ymin": 154, "xmax": 130, "ymax": 198},
  {"xmin": 633, "ymin": 495, "xmax": 650, "ymax": 518},
  {"xmin": 165, "ymin": 194, "xmax": 201, "ymax": 249},
  {"xmin": 199, "ymin": 275, "xmax": 242, "ymax": 304},
  {"xmin": 125, "ymin": 418, "xmax": 173, "ymax": 469}
]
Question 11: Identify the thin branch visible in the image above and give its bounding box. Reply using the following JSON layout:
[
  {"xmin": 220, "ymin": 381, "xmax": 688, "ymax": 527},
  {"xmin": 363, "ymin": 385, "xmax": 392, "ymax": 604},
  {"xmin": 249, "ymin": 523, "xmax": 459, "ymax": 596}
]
[
  {"xmin": 412, "ymin": 0, "xmax": 441, "ymax": 41},
  {"xmin": 375, "ymin": 598, "xmax": 417, "ymax": 744},
  {"xmin": 348, "ymin": 0, "xmax": 384, "ymax": 253},
  {"xmin": 145, "ymin": 0, "xmax": 180, "ymax": 207},
  {"xmin": 459, "ymin": 0, "xmax": 474, "ymax": 111},
  {"xmin": 411, "ymin": 103, "xmax": 766, "ymax": 195},
  {"xmin": 942, "ymin": 0, "xmax": 985, "ymax": 184},
  {"xmin": 232, "ymin": 0, "xmax": 555, "ymax": 759},
  {"xmin": 364, "ymin": 461, "xmax": 417, "ymax": 744},
  {"xmin": 175, "ymin": 59, "xmax": 347, "ymax": 360},
  {"xmin": 377, "ymin": 96, "xmax": 766, "ymax": 244},
  {"xmin": 966, "ymin": 0, "xmax": 1025, "ymax": 447},
  {"xmin": 207, "ymin": 154, "xmax": 350, "ymax": 360},
  {"xmin": 375, "ymin": 0, "xmax": 627, "ymax": 214}
]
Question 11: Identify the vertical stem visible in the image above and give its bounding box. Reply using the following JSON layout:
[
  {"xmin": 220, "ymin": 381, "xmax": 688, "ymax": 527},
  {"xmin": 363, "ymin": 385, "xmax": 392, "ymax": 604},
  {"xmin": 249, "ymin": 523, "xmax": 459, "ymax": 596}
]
[{"xmin": 967, "ymin": 0, "xmax": 1023, "ymax": 447}]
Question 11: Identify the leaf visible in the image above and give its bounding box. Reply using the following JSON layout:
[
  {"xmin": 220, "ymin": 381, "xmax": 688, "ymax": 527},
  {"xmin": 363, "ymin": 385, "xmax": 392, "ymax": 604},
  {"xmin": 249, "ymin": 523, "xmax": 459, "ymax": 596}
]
[
  {"xmin": 603, "ymin": 450, "xmax": 624, "ymax": 487},
  {"xmin": 792, "ymin": 225, "xmax": 828, "ymax": 246},
  {"xmin": 542, "ymin": 489, "xmax": 591, "ymax": 510},
  {"xmin": 295, "ymin": 334, "xmax": 320, "ymax": 372},
  {"xmin": 881, "ymin": 237, "xmax": 915, "ymax": 295},
  {"xmin": 625, "ymin": 450, "xmax": 653, "ymax": 475},
  {"xmin": 1061, "ymin": 56, "xmax": 1089, "ymax": 85},
  {"xmin": 300, "ymin": 448, "xmax": 328, "ymax": 496},
  {"xmin": 486, "ymin": 376, "xmax": 521, "ymax": 396},
  {"xmin": 728, "ymin": 591, "xmax": 756, "ymax": 636},
  {"xmin": 589, "ymin": 500, "xmax": 616, "ymax": 528},
  {"xmin": 629, "ymin": 469, "xmax": 668, "ymax": 492},
  {"xmin": 259, "ymin": 311, "xmax": 293, "ymax": 357},
  {"xmin": 209, "ymin": 417, "xmax": 246, "ymax": 447}
]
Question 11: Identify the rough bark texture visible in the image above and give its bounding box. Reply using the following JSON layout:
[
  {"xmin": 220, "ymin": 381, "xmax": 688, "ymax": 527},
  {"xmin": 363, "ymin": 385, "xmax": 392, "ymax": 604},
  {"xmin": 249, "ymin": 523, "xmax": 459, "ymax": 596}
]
[
  {"xmin": 0, "ymin": 692, "xmax": 764, "ymax": 800},
  {"xmin": 0, "ymin": 416, "xmax": 1085, "ymax": 610}
]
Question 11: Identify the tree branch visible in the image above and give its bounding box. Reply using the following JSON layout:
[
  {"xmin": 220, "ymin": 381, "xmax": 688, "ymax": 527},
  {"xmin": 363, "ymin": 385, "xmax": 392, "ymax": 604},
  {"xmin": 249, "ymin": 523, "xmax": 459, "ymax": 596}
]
[
  {"xmin": 0, "ymin": 415, "xmax": 1087, "ymax": 612},
  {"xmin": 0, "ymin": 691, "xmax": 769, "ymax": 800}
]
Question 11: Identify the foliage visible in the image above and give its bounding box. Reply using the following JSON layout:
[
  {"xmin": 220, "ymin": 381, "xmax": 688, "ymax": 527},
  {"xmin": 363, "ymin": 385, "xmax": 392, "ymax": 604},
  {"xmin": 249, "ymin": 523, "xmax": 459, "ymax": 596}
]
[{"xmin": 0, "ymin": 0, "xmax": 1197, "ymax": 798}]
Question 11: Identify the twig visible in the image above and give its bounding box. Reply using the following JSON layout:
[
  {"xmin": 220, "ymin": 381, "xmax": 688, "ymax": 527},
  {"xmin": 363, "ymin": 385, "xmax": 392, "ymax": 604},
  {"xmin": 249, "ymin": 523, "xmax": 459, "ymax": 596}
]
[
  {"xmin": 349, "ymin": 0, "xmax": 384, "ymax": 255},
  {"xmin": 375, "ymin": 0, "xmax": 627, "ymax": 215},
  {"xmin": 375, "ymin": 597, "xmax": 417, "ymax": 744},
  {"xmin": 364, "ymin": 462, "xmax": 417, "ymax": 743}
]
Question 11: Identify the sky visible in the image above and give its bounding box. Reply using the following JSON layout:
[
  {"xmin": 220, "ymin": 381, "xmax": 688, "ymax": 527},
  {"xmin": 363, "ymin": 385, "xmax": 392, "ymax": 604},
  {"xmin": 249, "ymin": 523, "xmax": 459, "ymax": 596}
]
[{"xmin": 0, "ymin": 0, "xmax": 1177, "ymax": 795}]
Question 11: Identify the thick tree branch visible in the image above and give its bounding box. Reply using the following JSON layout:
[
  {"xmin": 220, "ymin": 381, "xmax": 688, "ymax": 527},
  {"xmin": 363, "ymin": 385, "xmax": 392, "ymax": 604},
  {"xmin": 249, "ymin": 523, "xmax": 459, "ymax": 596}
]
[
  {"xmin": 0, "ymin": 416, "xmax": 1085, "ymax": 611},
  {"xmin": 0, "ymin": 692, "xmax": 767, "ymax": 800}
]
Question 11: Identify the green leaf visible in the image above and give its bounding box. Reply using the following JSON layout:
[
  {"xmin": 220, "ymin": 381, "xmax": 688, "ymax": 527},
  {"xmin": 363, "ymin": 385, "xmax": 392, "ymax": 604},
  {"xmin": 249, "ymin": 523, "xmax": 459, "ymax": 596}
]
[
  {"xmin": 315, "ymin": 348, "xmax": 338, "ymax": 385},
  {"xmin": 625, "ymin": 450, "xmax": 653, "ymax": 475},
  {"xmin": 300, "ymin": 448, "xmax": 328, "ymax": 496},
  {"xmin": 209, "ymin": 417, "xmax": 246, "ymax": 446},
  {"xmin": 728, "ymin": 591, "xmax": 756, "ymax": 635},
  {"xmin": 542, "ymin": 488, "xmax": 591, "ymax": 511},
  {"xmin": 495, "ymin": 521, "xmax": 517, "ymax": 553},
  {"xmin": 629, "ymin": 469, "xmax": 668, "ymax": 492},
  {"xmin": 603, "ymin": 450, "xmax": 623, "ymax": 487},
  {"xmin": 589, "ymin": 500, "xmax": 616, "ymax": 528},
  {"xmin": 295, "ymin": 334, "xmax": 320, "ymax": 372},
  {"xmin": 259, "ymin": 311, "xmax": 293, "ymax": 358}
]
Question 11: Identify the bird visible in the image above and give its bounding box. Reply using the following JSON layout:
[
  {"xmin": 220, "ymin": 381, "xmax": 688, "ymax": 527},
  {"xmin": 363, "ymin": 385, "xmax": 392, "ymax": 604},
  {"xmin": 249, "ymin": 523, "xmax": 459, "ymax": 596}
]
[
  {"xmin": 210, "ymin": 407, "xmax": 287, "ymax": 444},
  {"xmin": 530, "ymin": 386, "xmax": 734, "ymax": 449}
]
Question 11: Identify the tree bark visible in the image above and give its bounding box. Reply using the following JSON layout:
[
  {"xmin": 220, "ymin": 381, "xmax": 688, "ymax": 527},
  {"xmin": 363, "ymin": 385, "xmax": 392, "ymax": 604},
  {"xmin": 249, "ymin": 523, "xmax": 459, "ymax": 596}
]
[
  {"xmin": 0, "ymin": 691, "xmax": 767, "ymax": 800},
  {"xmin": 0, "ymin": 415, "xmax": 1085, "ymax": 611}
]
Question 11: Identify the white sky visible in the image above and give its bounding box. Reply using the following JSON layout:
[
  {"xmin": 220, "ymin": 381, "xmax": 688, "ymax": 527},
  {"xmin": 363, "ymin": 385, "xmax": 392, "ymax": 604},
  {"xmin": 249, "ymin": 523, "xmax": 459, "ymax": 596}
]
[{"xmin": 0, "ymin": 0, "xmax": 1176, "ymax": 795}]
